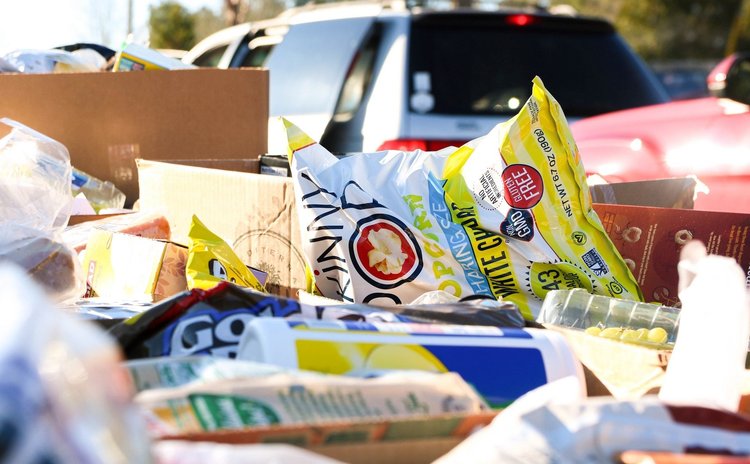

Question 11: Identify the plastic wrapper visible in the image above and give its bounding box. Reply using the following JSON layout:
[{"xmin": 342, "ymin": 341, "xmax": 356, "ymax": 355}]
[
  {"xmin": 286, "ymin": 76, "xmax": 641, "ymax": 320},
  {"xmin": 109, "ymin": 281, "xmax": 527, "ymax": 359},
  {"xmin": 0, "ymin": 263, "xmax": 152, "ymax": 463},
  {"xmin": 186, "ymin": 215, "xmax": 265, "ymax": 292},
  {"xmin": 0, "ymin": 118, "xmax": 84, "ymax": 301},
  {"xmin": 537, "ymin": 288, "xmax": 680, "ymax": 349},
  {"xmin": 126, "ymin": 356, "xmax": 290, "ymax": 392},
  {"xmin": 0, "ymin": 48, "xmax": 105, "ymax": 73},
  {"xmin": 436, "ymin": 377, "xmax": 750, "ymax": 464},
  {"xmin": 71, "ymin": 167, "xmax": 127, "ymax": 212},
  {"xmin": 137, "ymin": 370, "xmax": 487, "ymax": 435},
  {"xmin": 659, "ymin": 241, "xmax": 750, "ymax": 412},
  {"xmin": 62, "ymin": 210, "xmax": 171, "ymax": 254}
]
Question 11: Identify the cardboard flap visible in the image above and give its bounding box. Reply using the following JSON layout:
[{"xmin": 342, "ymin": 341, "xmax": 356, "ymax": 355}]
[{"xmin": 137, "ymin": 159, "xmax": 307, "ymax": 296}]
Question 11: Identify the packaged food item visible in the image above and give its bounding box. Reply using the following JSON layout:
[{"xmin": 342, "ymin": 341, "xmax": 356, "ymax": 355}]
[
  {"xmin": 0, "ymin": 118, "xmax": 84, "ymax": 301},
  {"xmin": 71, "ymin": 167, "xmax": 127, "ymax": 212},
  {"xmin": 593, "ymin": 202, "xmax": 750, "ymax": 307},
  {"xmin": 126, "ymin": 356, "xmax": 289, "ymax": 392},
  {"xmin": 113, "ymin": 43, "xmax": 195, "ymax": 71},
  {"xmin": 186, "ymin": 215, "xmax": 265, "ymax": 292},
  {"xmin": 109, "ymin": 281, "xmax": 530, "ymax": 360},
  {"xmin": 62, "ymin": 210, "xmax": 171, "ymax": 253},
  {"xmin": 537, "ymin": 288, "xmax": 680, "ymax": 349},
  {"xmin": 286, "ymin": 77, "xmax": 641, "ymax": 320},
  {"xmin": 0, "ymin": 263, "xmax": 151, "ymax": 463},
  {"xmin": 82, "ymin": 229, "xmax": 188, "ymax": 301},
  {"xmin": 236, "ymin": 318, "xmax": 583, "ymax": 407},
  {"xmin": 136, "ymin": 370, "xmax": 487, "ymax": 434}
]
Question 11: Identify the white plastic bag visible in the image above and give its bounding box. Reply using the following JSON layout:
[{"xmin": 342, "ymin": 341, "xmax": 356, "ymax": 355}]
[
  {"xmin": 436, "ymin": 377, "xmax": 750, "ymax": 464},
  {"xmin": 0, "ymin": 118, "xmax": 84, "ymax": 301},
  {"xmin": 0, "ymin": 263, "xmax": 152, "ymax": 463},
  {"xmin": 286, "ymin": 77, "xmax": 641, "ymax": 319},
  {"xmin": 658, "ymin": 240, "xmax": 750, "ymax": 411}
]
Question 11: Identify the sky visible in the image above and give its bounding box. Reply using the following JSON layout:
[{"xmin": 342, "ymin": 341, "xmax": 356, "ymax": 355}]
[{"xmin": 0, "ymin": 0, "xmax": 222, "ymax": 54}]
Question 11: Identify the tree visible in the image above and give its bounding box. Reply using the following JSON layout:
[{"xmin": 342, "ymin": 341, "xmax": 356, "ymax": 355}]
[
  {"xmin": 552, "ymin": 0, "xmax": 742, "ymax": 61},
  {"xmin": 149, "ymin": 1, "xmax": 196, "ymax": 50},
  {"xmin": 193, "ymin": 7, "xmax": 225, "ymax": 42}
]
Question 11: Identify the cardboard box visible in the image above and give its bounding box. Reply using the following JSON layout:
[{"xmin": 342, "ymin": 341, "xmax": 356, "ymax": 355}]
[
  {"xmin": 83, "ymin": 229, "xmax": 188, "ymax": 301},
  {"xmin": 137, "ymin": 159, "xmax": 306, "ymax": 297},
  {"xmin": 160, "ymin": 411, "xmax": 498, "ymax": 464},
  {"xmin": 0, "ymin": 69, "xmax": 268, "ymax": 204},
  {"xmin": 592, "ymin": 203, "xmax": 750, "ymax": 307},
  {"xmin": 589, "ymin": 177, "xmax": 698, "ymax": 209}
]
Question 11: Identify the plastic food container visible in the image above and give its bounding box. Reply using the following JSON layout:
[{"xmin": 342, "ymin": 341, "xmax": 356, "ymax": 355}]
[{"xmin": 537, "ymin": 289, "xmax": 680, "ymax": 348}]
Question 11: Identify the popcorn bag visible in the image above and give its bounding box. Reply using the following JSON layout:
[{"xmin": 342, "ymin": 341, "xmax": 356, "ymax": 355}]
[{"xmin": 286, "ymin": 77, "xmax": 641, "ymax": 319}]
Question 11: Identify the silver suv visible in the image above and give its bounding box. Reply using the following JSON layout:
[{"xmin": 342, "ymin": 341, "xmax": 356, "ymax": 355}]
[{"xmin": 184, "ymin": 1, "xmax": 669, "ymax": 155}]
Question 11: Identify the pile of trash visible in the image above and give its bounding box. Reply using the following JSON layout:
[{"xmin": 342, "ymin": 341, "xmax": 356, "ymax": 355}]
[{"xmin": 1, "ymin": 45, "xmax": 750, "ymax": 464}]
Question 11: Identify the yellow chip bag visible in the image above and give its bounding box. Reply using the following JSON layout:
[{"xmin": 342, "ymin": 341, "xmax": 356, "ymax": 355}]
[
  {"xmin": 287, "ymin": 76, "xmax": 642, "ymax": 319},
  {"xmin": 186, "ymin": 215, "xmax": 265, "ymax": 292}
]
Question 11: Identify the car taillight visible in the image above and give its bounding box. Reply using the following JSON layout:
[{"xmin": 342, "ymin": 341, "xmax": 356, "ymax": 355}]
[
  {"xmin": 506, "ymin": 14, "xmax": 535, "ymax": 26},
  {"xmin": 377, "ymin": 139, "xmax": 466, "ymax": 152}
]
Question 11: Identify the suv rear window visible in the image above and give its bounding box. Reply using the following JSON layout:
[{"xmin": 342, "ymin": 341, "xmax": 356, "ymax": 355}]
[{"xmin": 409, "ymin": 13, "xmax": 668, "ymax": 117}]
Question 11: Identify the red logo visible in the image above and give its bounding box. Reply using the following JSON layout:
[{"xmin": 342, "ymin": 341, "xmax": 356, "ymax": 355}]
[
  {"xmin": 502, "ymin": 164, "xmax": 544, "ymax": 209},
  {"xmin": 349, "ymin": 214, "xmax": 423, "ymax": 289},
  {"xmin": 355, "ymin": 222, "xmax": 416, "ymax": 281}
]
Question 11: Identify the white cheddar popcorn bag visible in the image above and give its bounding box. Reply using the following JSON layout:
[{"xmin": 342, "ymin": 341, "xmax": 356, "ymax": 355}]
[{"xmin": 286, "ymin": 77, "xmax": 642, "ymax": 319}]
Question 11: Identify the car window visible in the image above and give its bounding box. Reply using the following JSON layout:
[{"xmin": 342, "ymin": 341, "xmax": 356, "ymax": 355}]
[
  {"xmin": 266, "ymin": 17, "xmax": 375, "ymax": 118},
  {"xmin": 408, "ymin": 15, "xmax": 668, "ymax": 117},
  {"xmin": 192, "ymin": 45, "xmax": 229, "ymax": 68},
  {"xmin": 333, "ymin": 26, "xmax": 380, "ymax": 120}
]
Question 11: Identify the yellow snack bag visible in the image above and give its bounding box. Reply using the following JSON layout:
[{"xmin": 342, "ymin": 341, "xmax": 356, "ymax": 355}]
[
  {"xmin": 286, "ymin": 77, "xmax": 642, "ymax": 319},
  {"xmin": 186, "ymin": 215, "xmax": 265, "ymax": 292}
]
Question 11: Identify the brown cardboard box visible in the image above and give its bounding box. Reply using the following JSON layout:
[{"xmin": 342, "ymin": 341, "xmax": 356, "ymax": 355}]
[
  {"xmin": 82, "ymin": 229, "xmax": 188, "ymax": 301},
  {"xmin": 592, "ymin": 203, "xmax": 750, "ymax": 307},
  {"xmin": 589, "ymin": 177, "xmax": 699, "ymax": 209},
  {"xmin": 137, "ymin": 159, "xmax": 306, "ymax": 297},
  {"xmin": 0, "ymin": 69, "xmax": 268, "ymax": 204},
  {"xmin": 160, "ymin": 411, "xmax": 498, "ymax": 464}
]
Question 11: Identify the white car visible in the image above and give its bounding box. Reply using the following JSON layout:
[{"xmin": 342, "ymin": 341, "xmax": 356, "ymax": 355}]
[{"xmin": 185, "ymin": 1, "xmax": 669, "ymax": 156}]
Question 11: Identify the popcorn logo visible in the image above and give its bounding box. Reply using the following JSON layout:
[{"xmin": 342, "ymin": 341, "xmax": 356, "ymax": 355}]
[{"xmin": 350, "ymin": 214, "xmax": 423, "ymax": 289}]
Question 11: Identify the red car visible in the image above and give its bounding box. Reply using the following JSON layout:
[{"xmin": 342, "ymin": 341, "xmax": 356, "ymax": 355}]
[{"xmin": 571, "ymin": 53, "xmax": 750, "ymax": 213}]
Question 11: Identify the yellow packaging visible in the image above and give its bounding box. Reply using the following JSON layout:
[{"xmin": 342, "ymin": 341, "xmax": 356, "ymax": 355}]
[
  {"xmin": 287, "ymin": 76, "xmax": 642, "ymax": 319},
  {"xmin": 82, "ymin": 229, "xmax": 187, "ymax": 301},
  {"xmin": 186, "ymin": 215, "xmax": 265, "ymax": 292}
]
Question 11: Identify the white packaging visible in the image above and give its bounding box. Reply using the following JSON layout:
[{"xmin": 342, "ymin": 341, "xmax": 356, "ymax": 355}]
[
  {"xmin": 286, "ymin": 77, "xmax": 641, "ymax": 320},
  {"xmin": 236, "ymin": 317, "xmax": 584, "ymax": 408},
  {"xmin": 658, "ymin": 241, "xmax": 750, "ymax": 411},
  {"xmin": 136, "ymin": 369, "xmax": 487, "ymax": 434}
]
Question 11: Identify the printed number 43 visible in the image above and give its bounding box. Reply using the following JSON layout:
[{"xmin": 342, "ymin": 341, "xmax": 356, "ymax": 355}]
[{"xmin": 537, "ymin": 269, "xmax": 561, "ymax": 291}]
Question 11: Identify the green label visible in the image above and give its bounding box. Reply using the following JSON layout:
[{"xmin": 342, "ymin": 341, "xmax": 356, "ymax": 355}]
[{"xmin": 189, "ymin": 394, "xmax": 280, "ymax": 431}]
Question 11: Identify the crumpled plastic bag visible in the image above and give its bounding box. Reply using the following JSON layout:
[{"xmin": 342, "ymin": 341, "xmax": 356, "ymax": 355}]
[
  {"xmin": 0, "ymin": 48, "xmax": 105, "ymax": 73},
  {"xmin": 0, "ymin": 263, "xmax": 152, "ymax": 463},
  {"xmin": 436, "ymin": 377, "xmax": 750, "ymax": 464},
  {"xmin": 0, "ymin": 118, "xmax": 84, "ymax": 301},
  {"xmin": 286, "ymin": 76, "xmax": 641, "ymax": 319}
]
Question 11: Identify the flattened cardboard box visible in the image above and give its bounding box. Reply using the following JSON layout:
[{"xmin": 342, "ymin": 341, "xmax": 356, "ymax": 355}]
[
  {"xmin": 0, "ymin": 69, "xmax": 268, "ymax": 204},
  {"xmin": 592, "ymin": 203, "xmax": 750, "ymax": 307},
  {"xmin": 137, "ymin": 160, "xmax": 306, "ymax": 296}
]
